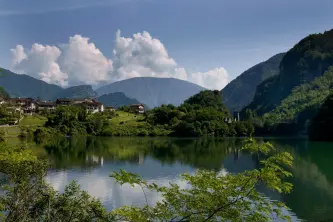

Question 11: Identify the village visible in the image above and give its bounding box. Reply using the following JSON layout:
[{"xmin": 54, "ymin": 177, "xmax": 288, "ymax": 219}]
[{"xmin": 0, "ymin": 97, "xmax": 145, "ymax": 117}]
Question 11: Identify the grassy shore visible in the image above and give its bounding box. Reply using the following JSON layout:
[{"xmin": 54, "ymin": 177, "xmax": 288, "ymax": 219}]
[{"xmin": 1, "ymin": 115, "xmax": 47, "ymax": 138}]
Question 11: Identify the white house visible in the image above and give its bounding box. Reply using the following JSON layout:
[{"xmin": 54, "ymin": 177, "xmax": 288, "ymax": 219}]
[
  {"xmin": 82, "ymin": 100, "xmax": 104, "ymax": 113},
  {"xmin": 130, "ymin": 104, "xmax": 145, "ymax": 114}
]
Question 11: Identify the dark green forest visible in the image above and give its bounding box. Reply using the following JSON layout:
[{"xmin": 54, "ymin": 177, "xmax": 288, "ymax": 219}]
[
  {"xmin": 245, "ymin": 29, "xmax": 333, "ymax": 115},
  {"xmin": 308, "ymin": 94, "xmax": 333, "ymax": 141}
]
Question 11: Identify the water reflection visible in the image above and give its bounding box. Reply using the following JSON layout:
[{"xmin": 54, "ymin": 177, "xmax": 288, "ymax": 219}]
[{"xmin": 30, "ymin": 137, "xmax": 333, "ymax": 221}]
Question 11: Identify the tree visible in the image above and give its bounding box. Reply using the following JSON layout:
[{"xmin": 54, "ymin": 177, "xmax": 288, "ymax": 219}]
[
  {"xmin": 0, "ymin": 142, "xmax": 114, "ymax": 221},
  {"xmin": 111, "ymin": 138, "xmax": 293, "ymax": 221},
  {"xmin": 0, "ymin": 138, "xmax": 293, "ymax": 221}
]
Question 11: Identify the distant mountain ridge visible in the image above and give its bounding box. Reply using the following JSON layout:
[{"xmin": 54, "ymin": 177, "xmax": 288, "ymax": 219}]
[
  {"xmin": 55, "ymin": 85, "xmax": 98, "ymax": 99},
  {"xmin": 0, "ymin": 69, "xmax": 205, "ymax": 108},
  {"xmin": 0, "ymin": 68, "xmax": 63, "ymax": 100},
  {"xmin": 97, "ymin": 92, "xmax": 143, "ymax": 108},
  {"xmin": 96, "ymin": 77, "xmax": 206, "ymax": 108},
  {"xmin": 222, "ymin": 53, "xmax": 285, "ymax": 112}
]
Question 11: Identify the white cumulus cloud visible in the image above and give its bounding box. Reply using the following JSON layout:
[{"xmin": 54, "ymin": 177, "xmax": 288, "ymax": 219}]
[
  {"xmin": 189, "ymin": 67, "xmax": 229, "ymax": 90},
  {"xmin": 59, "ymin": 35, "xmax": 113, "ymax": 86},
  {"xmin": 11, "ymin": 44, "xmax": 68, "ymax": 86},
  {"xmin": 10, "ymin": 30, "xmax": 229, "ymax": 89}
]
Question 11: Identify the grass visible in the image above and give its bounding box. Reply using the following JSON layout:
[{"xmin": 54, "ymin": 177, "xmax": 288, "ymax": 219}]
[
  {"xmin": 0, "ymin": 115, "xmax": 48, "ymax": 138},
  {"xmin": 19, "ymin": 115, "xmax": 47, "ymax": 126},
  {"xmin": 1, "ymin": 125, "xmax": 21, "ymax": 137},
  {"xmin": 104, "ymin": 111, "xmax": 171, "ymax": 136},
  {"xmin": 104, "ymin": 111, "xmax": 150, "ymax": 136},
  {"xmin": 110, "ymin": 111, "xmax": 145, "ymax": 125}
]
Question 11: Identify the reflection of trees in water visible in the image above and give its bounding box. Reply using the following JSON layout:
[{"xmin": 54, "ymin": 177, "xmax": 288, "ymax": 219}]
[
  {"xmin": 146, "ymin": 137, "xmax": 244, "ymax": 171},
  {"xmin": 36, "ymin": 137, "xmax": 333, "ymax": 221},
  {"xmin": 269, "ymin": 139, "xmax": 333, "ymax": 222},
  {"xmin": 39, "ymin": 137, "xmax": 245, "ymax": 170}
]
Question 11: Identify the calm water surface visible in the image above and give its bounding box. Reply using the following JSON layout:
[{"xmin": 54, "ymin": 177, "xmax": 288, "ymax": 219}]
[{"xmin": 28, "ymin": 137, "xmax": 333, "ymax": 221}]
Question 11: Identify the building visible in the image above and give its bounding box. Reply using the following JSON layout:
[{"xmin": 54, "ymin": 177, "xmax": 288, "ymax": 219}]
[
  {"xmin": 0, "ymin": 97, "xmax": 6, "ymax": 105},
  {"xmin": 129, "ymin": 104, "xmax": 145, "ymax": 114},
  {"xmin": 105, "ymin": 106, "xmax": 116, "ymax": 112},
  {"xmin": 36, "ymin": 101, "xmax": 56, "ymax": 112},
  {"xmin": 7, "ymin": 98, "xmax": 36, "ymax": 114},
  {"xmin": 55, "ymin": 98, "xmax": 73, "ymax": 105},
  {"xmin": 81, "ymin": 100, "xmax": 104, "ymax": 113},
  {"xmin": 224, "ymin": 117, "xmax": 232, "ymax": 124},
  {"xmin": 233, "ymin": 111, "xmax": 240, "ymax": 122}
]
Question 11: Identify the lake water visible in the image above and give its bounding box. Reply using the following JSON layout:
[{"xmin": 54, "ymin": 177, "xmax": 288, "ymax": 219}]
[{"xmin": 28, "ymin": 136, "xmax": 333, "ymax": 221}]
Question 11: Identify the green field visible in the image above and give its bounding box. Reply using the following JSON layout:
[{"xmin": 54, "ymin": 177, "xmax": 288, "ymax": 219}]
[
  {"xmin": 1, "ymin": 115, "xmax": 48, "ymax": 138},
  {"xmin": 1, "ymin": 125, "xmax": 21, "ymax": 137},
  {"xmin": 110, "ymin": 111, "xmax": 145, "ymax": 125},
  {"xmin": 19, "ymin": 115, "xmax": 47, "ymax": 126},
  {"xmin": 103, "ymin": 111, "xmax": 170, "ymax": 136},
  {"xmin": 103, "ymin": 111, "xmax": 150, "ymax": 136}
]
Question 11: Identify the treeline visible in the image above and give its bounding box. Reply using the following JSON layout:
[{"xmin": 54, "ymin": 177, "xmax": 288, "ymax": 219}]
[
  {"xmin": 34, "ymin": 90, "xmax": 254, "ymax": 138},
  {"xmin": 0, "ymin": 137, "xmax": 294, "ymax": 221},
  {"xmin": 34, "ymin": 105, "xmax": 115, "ymax": 139},
  {"xmin": 242, "ymin": 67, "xmax": 333, "ymax": 138},
  {"xmin": 145, "ymin": 90, "xmax": 253, "ymax": 137}
]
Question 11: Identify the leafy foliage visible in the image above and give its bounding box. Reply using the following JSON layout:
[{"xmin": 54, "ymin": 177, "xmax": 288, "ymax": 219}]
[
  {"xmin": 111, "ymin": 138, "xmax": 293, "ymax": 221},
  {"xmin": 0, "ymin": 142, "xmax": 114, "ymax": 221},
  {"xmin": 0, "ymin": 137, "xmax": 293, "ymax": 221},
  {"xmin": 0, "ymin": 105, "xmax": 20, "ymax": 125},
  {"xmin": 145, "ymin": 90, "xmax": 253, "ymax": 137},
  {"xmin": 44, "ymin": 106, "xmax": 110, "ymax": 136}
]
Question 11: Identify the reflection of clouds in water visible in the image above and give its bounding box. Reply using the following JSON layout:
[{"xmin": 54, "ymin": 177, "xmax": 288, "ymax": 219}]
[
  {"xmin": 45, "ymin": 158, "xmax": 197, "ymax": 210},
  {"xmin": 46, "ymin": 170, "xmax": 191, "ymax": 210},
  {"xmin": 45, "ymin": 157, "xmax": 298, "ymax": 221}
]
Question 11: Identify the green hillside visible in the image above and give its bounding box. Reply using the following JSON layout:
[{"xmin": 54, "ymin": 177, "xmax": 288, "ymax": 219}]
[
  {"xmin": 222, "ymin": 53, "xmax": 285, "ymax": 112},
  {"xmin": 245, "ymin": 29, "xmax": 333, "ymax": 115},
  {"xmin": 264, "ymin": 67, "xmax": 333, "ymax": 126},
  {"xmin": 0, "ymin": 68, "xmax": 63, "ymax": 100},
  {"xmin": 97, "ymin": 92, "xmax": 142, "ymax": 108},
  {"xmin": 54, "ymin": 85, "xmax": 98, "ymax": 99}
]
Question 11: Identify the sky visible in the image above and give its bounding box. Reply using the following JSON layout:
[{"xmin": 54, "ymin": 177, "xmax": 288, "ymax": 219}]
[{"xmin": 0, "ymin": 0, "xmax": 333, "ymax": 89}]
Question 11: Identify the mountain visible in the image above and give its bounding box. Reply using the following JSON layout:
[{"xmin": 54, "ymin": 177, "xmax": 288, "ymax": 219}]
[
  {"xmin": 0, "ymin": 87, "xmax": 9, "ymax": 99},
  {"xmin": 0, "ymin": 68, "xmax": 63, "ymax": 100},
  {"xmin": 308, "ymin": 93, "xmax": 333, "ymax": 141},
  {"xmin": 54, "ymin": 85, "xmax": 98, "ymax": 99},
  {"xmin": 96, "ymin": 77, "xmax": 206, "ymax": 108},
  {"xmin": 222, "ymin": 53, "xmax": 285, "ymax": 113},
  {"xmin": 245, "ymin": 29, "xmax": 333, "ymax": 115},
  {"xmin": 97, "ymin": 92, "xmax": 142, "ymax": 108},
  {"xmin": 263, "ymin": 67, "xmax": 333, "ymax": 132}
]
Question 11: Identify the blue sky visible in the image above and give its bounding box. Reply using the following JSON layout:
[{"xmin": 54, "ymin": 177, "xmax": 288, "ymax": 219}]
[{"xmin": 1, "ymin": 0, "xmax": 333, "ymax": 88}]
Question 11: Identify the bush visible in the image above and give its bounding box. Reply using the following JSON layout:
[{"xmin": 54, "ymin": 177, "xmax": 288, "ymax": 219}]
[{"xmin": 137, "ymin": 129, "xmax": 149, "ymax": 137}]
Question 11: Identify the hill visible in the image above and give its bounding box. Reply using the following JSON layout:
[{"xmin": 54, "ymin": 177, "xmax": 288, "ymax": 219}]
[
  {"xmin": 97, "ymin": 92, "xmax": 142, "ymax": 108},
  {"xmin": 54, "ymin": 85, "xmax": 97, "ymax": 99},
  {"xmin": 245, "ymin": 29, "xmax": 333, "ymax": 115},
  {"xmin": 0, "ymin": 86, "xmax": 9, "ymax": 99},
  {"xmin": 222, "ymin": 53, "xmax": 285, "ymax": 112},
  {"xmin": 263, "ymin": 67, "xmax": 333, "ymax": 132},
  {"xmin": 0, "ymin": 68, "xmax": 63, "ymax": 100},
  {"xmin": 96, "ymin": 77, "xmax": 206, "ymax": 108}
]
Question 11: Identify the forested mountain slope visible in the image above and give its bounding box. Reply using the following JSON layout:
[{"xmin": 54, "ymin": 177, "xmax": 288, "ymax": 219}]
[{"xmin": 222, "ymin": 53, "xmax": 285, "ymax": 112}]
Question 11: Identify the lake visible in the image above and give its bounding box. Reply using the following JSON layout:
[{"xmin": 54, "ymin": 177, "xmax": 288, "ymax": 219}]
[{"xmin": 28, "ymin": 136, "xmax": 333, "ymax": 221}]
